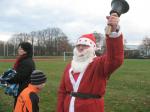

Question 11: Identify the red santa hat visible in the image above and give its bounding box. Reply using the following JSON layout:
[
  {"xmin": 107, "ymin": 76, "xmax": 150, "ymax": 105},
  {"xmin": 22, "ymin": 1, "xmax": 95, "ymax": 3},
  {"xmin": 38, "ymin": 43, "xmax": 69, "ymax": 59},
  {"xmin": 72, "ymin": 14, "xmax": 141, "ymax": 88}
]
[{"xmin": 76, "ymin": 33, "xmax": 96, "ymax": 50}]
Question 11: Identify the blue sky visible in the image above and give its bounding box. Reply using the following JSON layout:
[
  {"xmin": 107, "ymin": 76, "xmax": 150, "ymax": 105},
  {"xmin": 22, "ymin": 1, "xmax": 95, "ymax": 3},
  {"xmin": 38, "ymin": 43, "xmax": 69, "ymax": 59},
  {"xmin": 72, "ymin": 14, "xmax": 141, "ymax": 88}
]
[{"xmin": 0, "ymin": 0, "xmax": 150, "ymax": 45}]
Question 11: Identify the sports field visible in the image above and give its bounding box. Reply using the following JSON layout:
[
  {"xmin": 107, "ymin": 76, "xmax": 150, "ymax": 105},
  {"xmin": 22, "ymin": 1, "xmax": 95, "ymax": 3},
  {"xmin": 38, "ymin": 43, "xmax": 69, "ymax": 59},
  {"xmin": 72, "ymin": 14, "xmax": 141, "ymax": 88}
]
[{"xmin": 0, "ymin": 59, "xmax": 150, "ymax": 112}]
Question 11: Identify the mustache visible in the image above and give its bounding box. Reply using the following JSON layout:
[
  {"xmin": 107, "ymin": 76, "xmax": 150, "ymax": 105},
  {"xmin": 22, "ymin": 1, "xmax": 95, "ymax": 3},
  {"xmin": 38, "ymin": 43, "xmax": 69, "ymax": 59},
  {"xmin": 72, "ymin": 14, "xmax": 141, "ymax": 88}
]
[{"xmin": 73, "ymin": 47, "xmax": 95, "ymax": 62}]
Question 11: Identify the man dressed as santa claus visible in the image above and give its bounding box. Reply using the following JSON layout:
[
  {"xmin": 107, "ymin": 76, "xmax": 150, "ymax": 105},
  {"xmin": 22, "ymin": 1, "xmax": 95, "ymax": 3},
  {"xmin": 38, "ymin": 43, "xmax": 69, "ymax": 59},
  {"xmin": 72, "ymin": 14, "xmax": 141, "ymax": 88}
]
[{"xmin": 57, "ymin": 13, "xmax": 124, "ymax": 112}]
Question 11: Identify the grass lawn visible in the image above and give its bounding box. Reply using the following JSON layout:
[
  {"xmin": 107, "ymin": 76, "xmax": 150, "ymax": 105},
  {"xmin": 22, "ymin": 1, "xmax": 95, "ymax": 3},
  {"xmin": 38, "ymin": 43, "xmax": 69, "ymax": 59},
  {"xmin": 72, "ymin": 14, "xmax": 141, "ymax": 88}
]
[{"xmin": 0, "ymin": 59, "xmax": 150, "ymax": 112}]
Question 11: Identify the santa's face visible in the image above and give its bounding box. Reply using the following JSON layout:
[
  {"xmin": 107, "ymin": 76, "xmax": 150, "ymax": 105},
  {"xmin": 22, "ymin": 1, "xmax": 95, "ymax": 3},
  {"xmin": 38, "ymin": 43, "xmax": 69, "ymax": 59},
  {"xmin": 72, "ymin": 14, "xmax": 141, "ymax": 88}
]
[
  {"xmin": 71, "ymin": 45, "xmax": 95, "ymax": 73},
  {"xmin": 75, "ymin": 44, "xmax": 90, "ymax": 57}
]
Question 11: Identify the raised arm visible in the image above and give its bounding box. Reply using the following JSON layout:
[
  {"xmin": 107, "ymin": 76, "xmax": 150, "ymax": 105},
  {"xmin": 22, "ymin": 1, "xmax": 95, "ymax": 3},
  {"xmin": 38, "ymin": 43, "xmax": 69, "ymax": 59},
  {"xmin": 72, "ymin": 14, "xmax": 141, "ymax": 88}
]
[{"xmin": 99, "ymin": 13, "xmax": 124, "ymax": 78}]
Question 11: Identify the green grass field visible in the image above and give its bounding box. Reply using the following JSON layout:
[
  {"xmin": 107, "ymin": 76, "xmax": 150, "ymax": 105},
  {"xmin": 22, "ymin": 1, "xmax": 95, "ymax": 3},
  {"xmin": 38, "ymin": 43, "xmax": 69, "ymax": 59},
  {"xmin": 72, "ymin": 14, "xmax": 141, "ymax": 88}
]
[{"xmin": 0, "ymin": 59, "xmax": 150, "ymax": 112}]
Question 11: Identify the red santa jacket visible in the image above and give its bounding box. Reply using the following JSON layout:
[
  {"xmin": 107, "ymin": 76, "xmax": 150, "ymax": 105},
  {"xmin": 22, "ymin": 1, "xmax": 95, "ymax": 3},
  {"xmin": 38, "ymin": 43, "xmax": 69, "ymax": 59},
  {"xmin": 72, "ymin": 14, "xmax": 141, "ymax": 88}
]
[{"xmin": 57, "ymin": 35, "xmax": 124, "ymax": 112}]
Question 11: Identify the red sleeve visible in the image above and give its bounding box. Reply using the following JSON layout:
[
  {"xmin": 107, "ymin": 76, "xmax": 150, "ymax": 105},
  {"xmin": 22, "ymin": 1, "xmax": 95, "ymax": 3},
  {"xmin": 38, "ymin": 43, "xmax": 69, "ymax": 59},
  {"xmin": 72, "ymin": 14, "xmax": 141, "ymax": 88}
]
[{"xmin": 100, "ymin": 34, "xmax": 124, "ymax": 78}]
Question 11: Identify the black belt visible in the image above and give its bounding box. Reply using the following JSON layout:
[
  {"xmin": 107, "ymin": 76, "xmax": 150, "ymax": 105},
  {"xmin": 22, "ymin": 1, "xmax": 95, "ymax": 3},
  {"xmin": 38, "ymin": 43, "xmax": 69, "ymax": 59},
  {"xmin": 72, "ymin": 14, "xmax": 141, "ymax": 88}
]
[{"xmin": 70, "ymin": 92, "xmax": 101, "ymax": 99}]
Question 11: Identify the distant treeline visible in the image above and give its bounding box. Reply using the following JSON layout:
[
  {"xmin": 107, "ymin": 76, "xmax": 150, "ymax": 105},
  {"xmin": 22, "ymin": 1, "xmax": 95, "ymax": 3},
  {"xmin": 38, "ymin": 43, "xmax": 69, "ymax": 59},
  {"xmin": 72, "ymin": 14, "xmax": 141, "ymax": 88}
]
[
  {"xmin": 0, "ymin": 27, "xmax": 73, "ymax": 56},
  {"xmin": 0, "ymin": 27, "xmax": 104, "ymax": 57},
  {"xmin": 0, "ymin": 27, "xmax": 150, "ymax": 58}
]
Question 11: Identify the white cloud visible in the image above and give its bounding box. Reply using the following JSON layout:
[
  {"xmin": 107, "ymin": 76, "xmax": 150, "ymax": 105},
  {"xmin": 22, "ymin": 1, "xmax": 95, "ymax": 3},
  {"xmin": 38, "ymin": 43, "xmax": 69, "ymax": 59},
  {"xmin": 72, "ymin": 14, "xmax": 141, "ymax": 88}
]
[
  {"xmin": 5, "ymin": 8, "xmax": 22, "ymax": 16},
  {"xmin": 0, "ymin": 32, "xmax": 12, "ymax": 41}
]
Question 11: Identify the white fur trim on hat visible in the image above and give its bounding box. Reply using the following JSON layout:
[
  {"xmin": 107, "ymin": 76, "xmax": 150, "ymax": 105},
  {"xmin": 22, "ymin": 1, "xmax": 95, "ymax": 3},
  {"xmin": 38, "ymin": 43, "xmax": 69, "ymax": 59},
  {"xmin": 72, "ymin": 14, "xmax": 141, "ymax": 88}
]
[{"xmin": 76, "ymin": 37, "xmax": 96, "ymax": 49}]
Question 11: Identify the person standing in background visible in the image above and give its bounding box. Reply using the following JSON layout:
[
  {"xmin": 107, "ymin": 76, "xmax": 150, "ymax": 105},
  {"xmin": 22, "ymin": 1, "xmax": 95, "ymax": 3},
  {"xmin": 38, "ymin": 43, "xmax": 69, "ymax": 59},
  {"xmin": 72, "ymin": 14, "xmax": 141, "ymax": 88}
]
[{"xmin": 7, "ymin": 42, "xmax": 35, "ymax": 108}]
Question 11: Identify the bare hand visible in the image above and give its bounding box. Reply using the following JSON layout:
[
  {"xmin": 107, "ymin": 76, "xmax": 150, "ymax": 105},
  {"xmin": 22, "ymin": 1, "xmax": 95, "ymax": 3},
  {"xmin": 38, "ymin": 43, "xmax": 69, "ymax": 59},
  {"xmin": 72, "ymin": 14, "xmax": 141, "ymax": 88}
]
[{"xmin": 106, "ymin": 13, "xmax": 120, "ymax": 32}]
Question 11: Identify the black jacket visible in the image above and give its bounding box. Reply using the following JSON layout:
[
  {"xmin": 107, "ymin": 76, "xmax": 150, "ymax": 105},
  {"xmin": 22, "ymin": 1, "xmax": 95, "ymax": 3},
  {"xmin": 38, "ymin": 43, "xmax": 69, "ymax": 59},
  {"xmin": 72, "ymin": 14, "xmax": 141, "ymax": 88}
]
[{"xmin": 8, "ymin": 57, "xmax": 35, "ymax": 96}]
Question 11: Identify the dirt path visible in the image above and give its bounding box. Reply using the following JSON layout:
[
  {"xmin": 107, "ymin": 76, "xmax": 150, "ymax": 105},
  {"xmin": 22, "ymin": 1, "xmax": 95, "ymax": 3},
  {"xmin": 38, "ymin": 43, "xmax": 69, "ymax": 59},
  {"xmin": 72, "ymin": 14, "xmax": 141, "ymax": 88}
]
[{"xmin": 0, "ymin": 59, "xmax": 52, "ymax": 62}]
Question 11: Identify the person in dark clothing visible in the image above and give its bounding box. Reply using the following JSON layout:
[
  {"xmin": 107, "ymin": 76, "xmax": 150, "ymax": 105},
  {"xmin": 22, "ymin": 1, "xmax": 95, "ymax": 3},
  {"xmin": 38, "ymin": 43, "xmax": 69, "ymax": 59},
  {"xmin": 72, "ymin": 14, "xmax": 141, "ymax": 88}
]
[
  {"xmin": 14, "ymin": 70, "xmax": 47, "ymax": 112},
  {"xmin": 7, "ymin": 42, "xmax": 35, "ymax": 107}
]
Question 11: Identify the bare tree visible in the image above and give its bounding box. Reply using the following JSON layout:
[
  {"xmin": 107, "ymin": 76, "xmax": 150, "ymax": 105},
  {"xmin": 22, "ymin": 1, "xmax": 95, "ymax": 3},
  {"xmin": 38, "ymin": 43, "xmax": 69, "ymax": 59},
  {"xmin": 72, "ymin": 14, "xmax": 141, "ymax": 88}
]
[
  {"xmin": 93, "ymin": 32, "xmax": 105, "ymax": 56},
  {"xmin": 140, "ymin": 36, "xmax": 150, "ymax": 56},
  {"xmin": 0, "ymin": 41, "xmax": 4, "ymax": 56},
  {"xmin": 7, "ymin": 27, "xmax": 73, "ymax": 56}
]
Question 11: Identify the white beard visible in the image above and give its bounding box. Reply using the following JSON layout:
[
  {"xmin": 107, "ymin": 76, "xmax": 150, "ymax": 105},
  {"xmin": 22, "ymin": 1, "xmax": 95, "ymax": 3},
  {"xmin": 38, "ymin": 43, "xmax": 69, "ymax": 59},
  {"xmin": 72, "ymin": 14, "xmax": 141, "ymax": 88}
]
[{"xmin": 71, "ymin": 47, "xmax": 95, "ymax": 73}]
